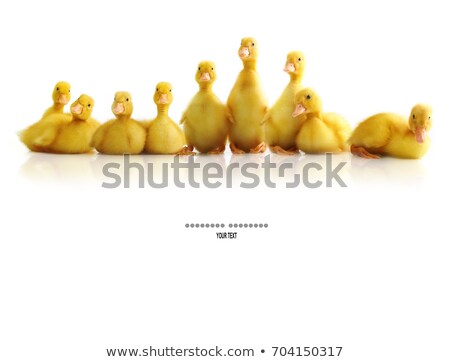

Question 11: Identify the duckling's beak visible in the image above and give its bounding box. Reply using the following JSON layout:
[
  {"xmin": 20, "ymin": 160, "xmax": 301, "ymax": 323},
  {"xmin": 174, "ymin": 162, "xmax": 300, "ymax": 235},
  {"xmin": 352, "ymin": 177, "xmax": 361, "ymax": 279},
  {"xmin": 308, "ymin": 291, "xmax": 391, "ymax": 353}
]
[
  {"xmin": 284, "ymin": 63, "xmax": 295, "ymax": 73},
  {"xmin": 113, "ymin": 102, "xmax": 125, "ymax": 115},
  {"xmin": 415, "ymin": 127, "xmax": 427, "ymax": 143},
  {"xmin": 200, "ymin": 72, "xmax": 211, "ymax": 81},
  {"xmin": 158, "ymin": 94, "xmax": 169, "ymax": 104},
  {"xmin": 292, "ymin": 104, "xmax": 306, "ymax": 117},
  {"xmin": 71, "ymin": 103, "xmax": 83, "ymax": 115},
  {"xmin": 58, "ymin": 94, "xmax": 69, "ymax": 105},
  {"xmin": 239, "ymin": 47, "xmax": 250, "ymax": 59}
]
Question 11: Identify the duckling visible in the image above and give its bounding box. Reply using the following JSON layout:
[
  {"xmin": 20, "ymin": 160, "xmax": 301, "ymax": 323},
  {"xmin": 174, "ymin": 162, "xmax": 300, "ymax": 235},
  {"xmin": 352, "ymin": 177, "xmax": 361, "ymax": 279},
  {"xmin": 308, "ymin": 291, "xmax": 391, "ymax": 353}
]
[
  {"xmin": 349, "ymin": 104, "xmax": 432, "ymax": 159},
  {"xmin": 264, "ymin": 51, "xmax": 305, "ymax": 155},
  {"xmin": 21, "ymin": 95, "xmax": 99, "ymax": 153},
  {"xmin": 227, "ymin": 37, "xmax": 268, "ymax": 154},
  {"xmin": 91, "ymin": 92, "xmax": 146, "ymax": 154},
  {"xmin": 292, "ymin": 88, "xmax": 351, "ymax": 153},
  {"xmin": 42, "ymin": 81, "xmax": 71, "ymax": 117},
  {"xmin": 181, "ymin": 61, "xmax": 229, "ymax": 154},
  {"xmin": 145, "ymin": 82, "xmax": 193, "ymax": 155}
]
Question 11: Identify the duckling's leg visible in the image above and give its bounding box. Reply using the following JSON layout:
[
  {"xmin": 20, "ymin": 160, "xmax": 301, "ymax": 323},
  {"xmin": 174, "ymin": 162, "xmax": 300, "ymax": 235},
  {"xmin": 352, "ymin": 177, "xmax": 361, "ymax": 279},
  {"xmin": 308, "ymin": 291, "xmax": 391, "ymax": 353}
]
[
  {"xmin": 176, "ymin": 145, "xmax": 196, "ymax": 156},
  {"xmin": 351, "ymin": 145, "xmax": 380, "ymax": 159},
  {"xmin": 207, "ymin": 145, "xmax": 225, "ymax": 155},
  {"xmin": 230, "ymin": 143, "xmax": 246, "ymax": 154},
  {"xmin": 250, "ymin": 142, "xmax": 266, "ymax": 154},
  {"xmin": 270, "ymin": 145, "xmax": 298, "ymax": 155}
]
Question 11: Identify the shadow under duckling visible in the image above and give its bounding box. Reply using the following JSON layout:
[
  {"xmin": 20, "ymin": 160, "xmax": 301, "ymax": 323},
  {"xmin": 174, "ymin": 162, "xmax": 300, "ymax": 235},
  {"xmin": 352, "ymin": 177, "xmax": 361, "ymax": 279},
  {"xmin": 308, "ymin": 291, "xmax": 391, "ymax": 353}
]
[
  {"xmin": 264, "ymin": 51, "xmax": 306, "ymax": 155},
  {"xmin": 91, "ymin": 92, "xmax": 146, "ymax": 154},
  {"xmin": 181, "ymin": 61, "xmax": 230, "ymax": 154},
  {"xmin": 227, "ymin": 37, "xmax": 268, "ymax": 154},
  {"xmin": 292, "ymin": 88, "xmax": 351, "ymax": 153},
  {"xmin": 42, "ymin": 81, "xmax": 71, "ymax": 118},
  {"xmin": 349, "ymin": 104, "xmax": 432, "ymax": 159},
  {"xmin": 144, "ymin": 82, "xmax": 193, "ymax": 155},
  {"xmin": 20, "ymin": 94, "xmax": 99, "ymax": 154}
]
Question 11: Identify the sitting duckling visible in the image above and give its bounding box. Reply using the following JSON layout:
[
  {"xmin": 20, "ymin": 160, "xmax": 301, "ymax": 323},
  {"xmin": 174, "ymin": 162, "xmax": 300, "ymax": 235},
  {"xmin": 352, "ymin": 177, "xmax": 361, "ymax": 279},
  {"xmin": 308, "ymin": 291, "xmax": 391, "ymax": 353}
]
[
  {"xmin": 21, "ymin": 95, "xmax": 99, "ymax": 153},
  {"xmin": 42, "ymin": 81, "xmax": 71, "ymax": 117},
  {"xmin": 145, "ymin": 82, "xmax": 193, "ymax": 155},
  {"xmin": 349, "ymin": 104, "xmax": 432, "ymax": 159},
  {"xmin": 91, "ymin": 92, "xmax": 146, "ymax": 154},
  {"xmin": 181, "ymin": 61, "xmax": 229, "ymax": 154},
  {"xmin": 292, "ymin": 88, "xmax": 351, "ymax": 153},
  {"xmin": 227, "ymin": 37, "xmax": 268, "ymax": 154},
  {"xmin": 264, "ymin": 51, "xmax": 306, "ymax": 155}
]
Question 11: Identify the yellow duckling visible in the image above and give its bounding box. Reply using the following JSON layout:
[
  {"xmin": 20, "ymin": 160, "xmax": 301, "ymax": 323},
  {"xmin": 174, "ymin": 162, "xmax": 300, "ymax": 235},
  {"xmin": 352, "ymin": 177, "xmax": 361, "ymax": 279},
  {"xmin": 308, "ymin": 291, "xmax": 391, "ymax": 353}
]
[
  {"xmin": 21, "ymin": 95, "xmax": 99, "ymax": 153},
  {"xmin": 91, "ymin": 92, "xmax": 146, "ymax": 154},
  {"xmin": 292, "ymin": 88, "xmax": 351, "ymax": 153},
  {"xmin": 349, "ymin": 104, "xmax": 432, "ymax": 159},
  {"xmin": 227, "ymin": 37, "xmax": 268, "ymax": 154},
  {"xmin": 181, "ymin": 61, "xmax": 229, "ymax": 154},
  {"xmin": 42, "ymin": 81, "xmax": 71, "ymax": 117},
  {"xmin": 145, "ymin": 82, "xmax": 193, "ymax": 155},
  {"xmin": 264, "ymin": 51, "xmax": 306, "ymax": 155}
]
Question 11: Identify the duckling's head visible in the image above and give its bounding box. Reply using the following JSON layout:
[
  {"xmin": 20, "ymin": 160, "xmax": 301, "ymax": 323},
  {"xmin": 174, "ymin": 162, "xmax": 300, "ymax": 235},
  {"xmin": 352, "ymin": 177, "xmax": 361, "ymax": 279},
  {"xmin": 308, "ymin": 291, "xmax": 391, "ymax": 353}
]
[
  {"xmin": 153, "ymin": 82, "xmax": 173, "ymax": 106},
  {"xmin": 112, "ymin": 91, "xmax": 133, "ymax": 117},
  {"xmin": 70, "ymin": 94, "xmax": 94, "ymax": 121},
  {"xmin": 284, "ymin": 51, "xmax": 305, "ymax": 78},
  {"xmin": 409, "ymin": 104, "xmax": 432, "ymax": 143},
  {"xmin": 238, "ymin": 37, "xmax": 258, "ymax": 62},
  {"xmin": 195, "ymin": 61, "xmax": 217, "ymax": 85},
  {"xmin": 52, "ymin": 81, "xmax": 71, "ymax": 106},
  {"xmin": 292, "ymin": 88, "xmax": 322, "ymax": 117}
]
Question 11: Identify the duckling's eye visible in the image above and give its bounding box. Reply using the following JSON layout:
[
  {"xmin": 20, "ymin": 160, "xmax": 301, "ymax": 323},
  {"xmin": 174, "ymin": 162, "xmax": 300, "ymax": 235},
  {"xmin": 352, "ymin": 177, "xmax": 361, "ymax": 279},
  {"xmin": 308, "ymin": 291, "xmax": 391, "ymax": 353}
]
[
  {"xmin": 428, "ymin": 116, "xmax": 431, "ymax": 120},
  {"xmin": 252, "ymin": 42, "xmax": 255, "ymax": 46},
  {"xmin": 298, "ymin": 57, "xmax": 302, "ymax": 61},
  {"xmin": 126, "ymin": 98, "xmax": 129, "ymax": 102},
  {"xmin": 156, "ymin": 88, "xmax": 159, "ymax": 91},
  {"xmin": 88, "ymin": 104, "xmax": 91, "ymax": 108},
  {"xmin": 198, "ymin": 67, "xmax": 201, "ymax": 71},
  {"xmin": 306, "ymin": 95, "xmax": 311, "ymax": 100},
  {"xmin": 211, "ymin": 67, "xmax": 214, "ymax": 71},
  {"xmin": 56, "ymin": 87, "xmax": 59, "ymax": 91},
  {"xmin": 413, "ymin": 114, "xmax": 415, "ymax": 119},
  {"xmin": 68, "ymin": 90, "xmax": 70, "ymax": 93},
  {"xmin": 170, "ymin": 89, "xmax": 172, "ymax": 92}
]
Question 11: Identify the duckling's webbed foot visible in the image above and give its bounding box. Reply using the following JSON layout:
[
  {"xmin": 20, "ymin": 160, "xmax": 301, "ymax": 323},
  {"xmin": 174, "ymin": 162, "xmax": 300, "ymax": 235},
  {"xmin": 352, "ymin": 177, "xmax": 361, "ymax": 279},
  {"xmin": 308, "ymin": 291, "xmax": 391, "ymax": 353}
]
[
  {"xmin": 176, "ymin": 145, "xmax": 196, "ymax": 156},
  {"xmin": 230, "ymin": 143, "xmax": 246, "ymax": 154},
  {"xmin": 207, "ymin": 145, "xmax": 225, "ymax": 155},
  {"xmin": 270, "ymin": 145, "xmax": 298, "ymax": 155},
  {"xmin": 250, "ymin": 142, "xmax": 266, "ymax": 154},
  {"xmin": 351, "ymin": 145, "xmax": 380, "ymax": 159}
]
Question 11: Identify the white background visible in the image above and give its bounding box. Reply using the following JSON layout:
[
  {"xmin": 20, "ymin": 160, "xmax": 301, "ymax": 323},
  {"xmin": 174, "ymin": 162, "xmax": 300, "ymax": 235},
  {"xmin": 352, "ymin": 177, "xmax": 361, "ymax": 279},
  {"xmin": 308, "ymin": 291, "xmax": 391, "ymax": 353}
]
[{"xmin": 1, "ymin": 0, "xmax": 449, "ymax": 361}]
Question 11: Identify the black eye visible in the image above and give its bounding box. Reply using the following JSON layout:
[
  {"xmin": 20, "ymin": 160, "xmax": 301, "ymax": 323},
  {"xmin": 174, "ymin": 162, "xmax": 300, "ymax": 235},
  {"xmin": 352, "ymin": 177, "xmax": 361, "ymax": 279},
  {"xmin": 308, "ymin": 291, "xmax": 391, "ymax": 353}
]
[
  {"xmin": 428, "ymin": 116, "xmax": 431, "ymax": 120},
  {"xmin": 88, "ymin": 104, "xmax": 91, "ymax": 108},
  {"xmin": 68, "ymin": 90, "xmax": 70, "ymax": 93},
  {"xmin": 306, "ymin": 95, "xmax": 311, "ymax": 100},
  {"xmin": 413, "ymin": 114, "xmax": 415, "ymax": 119},
  {"xmin": 298, "ymin": 58, "xmax": 302, "ymax": 61},
  {"xmin": 156, "ymin": 88, "xmax": 159, "ymax": 91},
  {"xmin": 252, "ymin": 42, "xmax": 255, "ymax": 46},
  {"xmin": 126, "ymin": 98, "xmax": 129, "ymax": 102},
  {"xmin": 56, "ymin": 87, "xmax": 59, "ymax": 91},
  {"xmin": 198, "ymin": 67, "xmax": 201, "ymax": 71},
  {"xmin": 170, "ymin": 89, "xmax": 172, "ymax": 92},
  {"xmin": 211, "ymin": 67, "xmax": 214, "ymax": 71}
]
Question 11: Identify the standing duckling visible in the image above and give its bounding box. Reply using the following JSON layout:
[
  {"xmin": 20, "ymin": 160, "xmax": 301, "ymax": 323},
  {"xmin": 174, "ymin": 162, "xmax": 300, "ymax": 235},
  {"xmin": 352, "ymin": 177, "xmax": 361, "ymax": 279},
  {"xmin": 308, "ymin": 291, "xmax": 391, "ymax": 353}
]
[
  {"xmin": 181, "ymin": 61, "xmax": 229, "ymax": 154},
  {"xmin": 21, "ymin": 95, "xmax": 99, "ymax": 153},
  {"xmin": 91, "ymin": 92, "xmax": 146, "ymax": 154},
  {"xmin": 349, "ymin": 104, "xmax": 432, "ymax": 159},
  {"xmin": 145, "ymin": 82, "xmax": 193, "ymax": 155},
  {"xmin": 42, "ymin": 81, "xmax": 71, "ymax": 117},
  {"xmin": 264, "ymin": 51, "xmax": 306, "ymax": 155},
  {"xmin": 292, "ymin": 88, "xmax": 351, "ymax": 153},
  {"xmin": 227, "ymin": 37, "xmax": 268, "ymax": 154}
]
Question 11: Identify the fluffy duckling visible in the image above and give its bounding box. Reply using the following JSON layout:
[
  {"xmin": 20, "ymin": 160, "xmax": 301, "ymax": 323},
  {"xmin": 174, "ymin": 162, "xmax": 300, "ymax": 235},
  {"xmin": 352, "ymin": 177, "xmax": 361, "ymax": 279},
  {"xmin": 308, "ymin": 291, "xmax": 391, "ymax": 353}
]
[
  {"xmin": 264, "ymin": 51, "xmax": 306, "ymax": 155},
  {"xmin": 145, "ymin": 82, "xmax": 193, "ymax": 155},
  {"xmin": 42, "ymin": 81, "xmax": 71, "ymax": 117},
  {"xmin": 292, "ymin": 88, "xmax": 351, "ymax": 153},
  {"xmin": 21, "ymin": 95, "xmax": 99, "ymax": 153},
  {"xmin": 181, "ymin": 61, "xmax": 229, "ymax": 154},
  {"xmin": 227, "ymin": 37, "xmax": 268, "ymax": 154},
  {"xmin": 91, "ymin": 92, "xmax": 146, "ymax": 154},
  {"xmin": 349, "ymin": 104, "xmax": 432, "ymax": 159}
]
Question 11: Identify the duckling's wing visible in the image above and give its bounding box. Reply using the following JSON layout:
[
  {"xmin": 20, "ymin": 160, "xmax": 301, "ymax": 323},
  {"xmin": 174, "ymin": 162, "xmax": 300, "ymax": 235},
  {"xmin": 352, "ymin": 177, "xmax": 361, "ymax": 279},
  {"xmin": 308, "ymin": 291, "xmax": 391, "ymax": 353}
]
[
  {"xmin": 323, "ymin": 113, "xmax": 352, "ymax": 150},
  {"xmin": 349, "ymin": 114, "xmax": 393, "ymax": 149}
]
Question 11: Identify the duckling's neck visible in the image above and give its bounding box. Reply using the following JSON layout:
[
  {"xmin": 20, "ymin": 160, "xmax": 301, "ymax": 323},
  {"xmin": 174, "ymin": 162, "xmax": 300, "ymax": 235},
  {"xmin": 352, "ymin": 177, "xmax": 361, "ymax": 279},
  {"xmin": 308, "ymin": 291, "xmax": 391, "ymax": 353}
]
[
  {"xmin": 53, "ymin": 103, "xmax": 65, "ymax": 112},
  {"xmin": 116, "ymin": 114, "xmax": 131, "ymax": 122},
  {"xmin": 308, "ymin": 110, "xmax": 323, "ymax": 119},
  {"xmin": 199, "ymin": 83, "xmax": 213, "ymax": 92},
  {"xmin": 71, "ymin": 115, "xmax": 85, "ymax": 122},
  {"xmin": 157, "ymin": 104, "xmax": 169, "ymax": 116},
  {"xmin": 289, "ymin": 73, "xmax": 303, "ymax": 83},
  {"xmin": 243, "ymin": 60, "xmax": 257, "ymax": 71}
]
